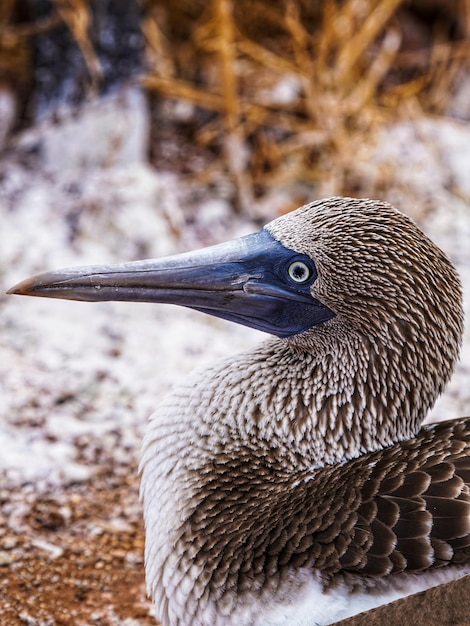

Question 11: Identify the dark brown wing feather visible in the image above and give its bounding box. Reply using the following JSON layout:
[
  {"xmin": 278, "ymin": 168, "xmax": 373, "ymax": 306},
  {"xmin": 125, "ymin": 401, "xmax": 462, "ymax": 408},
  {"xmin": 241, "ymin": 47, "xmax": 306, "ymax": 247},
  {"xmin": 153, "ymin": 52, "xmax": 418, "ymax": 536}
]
[
  {"xmin": 182, "ymin": 417, "xmax": 470, "ymax": 600},
  {"xmin": 338, "ymin": 417, "xmax": 470, "ymax": 576}
]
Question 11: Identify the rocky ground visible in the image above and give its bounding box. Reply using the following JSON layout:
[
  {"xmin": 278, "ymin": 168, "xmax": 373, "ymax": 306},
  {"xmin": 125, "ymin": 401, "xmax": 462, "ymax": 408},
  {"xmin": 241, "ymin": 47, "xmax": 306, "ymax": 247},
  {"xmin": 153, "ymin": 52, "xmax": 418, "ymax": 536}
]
[{"xmin": 1, "ymin": 88, "xmax": 470, "ymax": 625}]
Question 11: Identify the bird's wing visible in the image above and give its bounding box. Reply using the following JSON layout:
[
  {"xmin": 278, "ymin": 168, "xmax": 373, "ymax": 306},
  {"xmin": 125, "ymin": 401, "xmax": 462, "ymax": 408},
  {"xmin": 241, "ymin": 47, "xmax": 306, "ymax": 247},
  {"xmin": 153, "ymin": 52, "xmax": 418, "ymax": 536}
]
[
  {"xmin": 323, "ymin": 417, "xmax": 470, "ymax": 577},
  {"xmin": 181, "ymin": 418, "xmax": 470, "ymax": 595}
]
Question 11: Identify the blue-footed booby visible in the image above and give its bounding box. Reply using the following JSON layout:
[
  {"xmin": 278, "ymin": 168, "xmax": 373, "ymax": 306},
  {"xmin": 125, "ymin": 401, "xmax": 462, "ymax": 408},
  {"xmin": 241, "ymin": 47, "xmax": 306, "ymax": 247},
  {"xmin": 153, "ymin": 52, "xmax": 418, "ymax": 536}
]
[{"xmin": 8, "ymin": 197, "xmax": 470, "ymax": 625}]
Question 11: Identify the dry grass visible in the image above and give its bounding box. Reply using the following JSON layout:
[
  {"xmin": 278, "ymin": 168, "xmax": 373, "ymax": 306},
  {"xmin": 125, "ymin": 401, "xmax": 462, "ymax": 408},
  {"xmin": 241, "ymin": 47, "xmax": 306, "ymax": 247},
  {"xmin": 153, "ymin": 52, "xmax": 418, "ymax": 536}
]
[
  {"xmin": 142, "ymin": 0, "xmax": 470, "ymax": 211},
  {"xmin": 1, "ymin": 0, "xmax": 469, "ymax": 211},
  {"xmin": 0, "ymin": 0, "xmax": 99, "ymax": 103},
  {"xmin": 52, "ymin": 0, "xmax": 102, "ymax": 88}
]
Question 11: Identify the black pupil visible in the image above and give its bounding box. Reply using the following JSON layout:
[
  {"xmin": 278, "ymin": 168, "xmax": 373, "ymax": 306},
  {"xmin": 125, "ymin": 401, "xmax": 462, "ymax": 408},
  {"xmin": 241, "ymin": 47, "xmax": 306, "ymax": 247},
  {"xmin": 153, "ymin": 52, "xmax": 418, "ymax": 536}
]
[{"xmin": 293, "ymin": 264, "xmax": 307, "ymax": 280}]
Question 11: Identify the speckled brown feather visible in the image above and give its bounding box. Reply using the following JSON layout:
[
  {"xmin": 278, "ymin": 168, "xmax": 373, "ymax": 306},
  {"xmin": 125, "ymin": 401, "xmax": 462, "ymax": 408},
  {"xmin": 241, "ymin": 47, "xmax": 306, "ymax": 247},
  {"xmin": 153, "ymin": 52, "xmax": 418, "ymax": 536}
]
[
  {"xmin": 170, "ymin": 418, "xmax": 470, "ymax": 604},
  {"xmin": 140, "ymin": 198, "xmax": 467, "ymax": 626}
]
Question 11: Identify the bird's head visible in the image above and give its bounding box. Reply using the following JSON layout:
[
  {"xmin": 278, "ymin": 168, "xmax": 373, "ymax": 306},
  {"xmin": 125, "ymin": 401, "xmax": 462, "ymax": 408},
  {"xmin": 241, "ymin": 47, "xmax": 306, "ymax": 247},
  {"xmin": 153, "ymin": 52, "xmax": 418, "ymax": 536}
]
[
  {"xmin": 8, "ymin": 196, "xmax": 463, "ymax": 365},
  {"xmin": 267, "ymin": 197, "xmax": 463, "ymax": 346}
]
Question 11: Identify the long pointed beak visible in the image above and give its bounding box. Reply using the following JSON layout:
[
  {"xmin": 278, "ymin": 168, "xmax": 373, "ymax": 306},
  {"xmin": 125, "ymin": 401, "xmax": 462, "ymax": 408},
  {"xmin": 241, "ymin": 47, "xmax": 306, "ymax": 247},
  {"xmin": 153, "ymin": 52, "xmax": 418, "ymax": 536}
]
[{"xmin": 8, "ymin": 230, "xmax": 335, "ymax": 338}]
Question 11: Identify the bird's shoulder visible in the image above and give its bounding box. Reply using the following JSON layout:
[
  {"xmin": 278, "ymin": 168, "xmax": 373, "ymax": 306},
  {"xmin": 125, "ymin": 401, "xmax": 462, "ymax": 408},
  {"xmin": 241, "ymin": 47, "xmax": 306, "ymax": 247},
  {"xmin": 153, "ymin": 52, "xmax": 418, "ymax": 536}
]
[{"xmin": 181, "ymin": 417, "xmax": 470, "ymax": 593}]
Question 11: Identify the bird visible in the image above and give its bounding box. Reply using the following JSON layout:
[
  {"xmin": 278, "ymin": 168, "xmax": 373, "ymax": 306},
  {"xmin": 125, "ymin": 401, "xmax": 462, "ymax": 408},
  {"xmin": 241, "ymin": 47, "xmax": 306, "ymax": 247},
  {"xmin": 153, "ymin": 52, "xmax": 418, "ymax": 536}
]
[{"xmin": 8, "ymin": 196, "xmax": 470, "ymax": 626}]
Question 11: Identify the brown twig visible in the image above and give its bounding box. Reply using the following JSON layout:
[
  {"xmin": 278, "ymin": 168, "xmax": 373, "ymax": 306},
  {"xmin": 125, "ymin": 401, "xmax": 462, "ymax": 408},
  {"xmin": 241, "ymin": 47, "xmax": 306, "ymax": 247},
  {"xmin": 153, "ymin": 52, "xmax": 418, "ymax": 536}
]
[{"xmin": 52, "ymin": 0, "xmax": 102, "ymax": 88}]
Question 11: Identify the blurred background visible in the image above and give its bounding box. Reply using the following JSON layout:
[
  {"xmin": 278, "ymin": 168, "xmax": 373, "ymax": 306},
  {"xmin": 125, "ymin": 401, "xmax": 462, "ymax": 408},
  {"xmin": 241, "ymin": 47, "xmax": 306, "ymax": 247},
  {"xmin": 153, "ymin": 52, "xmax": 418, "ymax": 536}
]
[
  {"xmin": 1, "ymin": 1, "xmax": 470, "ymax": 624},
  {"xmin": 2, "ymin": 0, "xmax": 470, "ymax": 214}
]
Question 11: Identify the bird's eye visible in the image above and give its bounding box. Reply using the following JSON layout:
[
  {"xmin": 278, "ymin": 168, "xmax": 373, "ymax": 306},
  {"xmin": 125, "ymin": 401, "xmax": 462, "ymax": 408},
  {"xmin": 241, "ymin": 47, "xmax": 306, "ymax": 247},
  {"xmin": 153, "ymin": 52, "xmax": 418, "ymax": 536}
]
[{"xmin": 288, "ymin": 261, "xmax": 311, "ymax": 283}]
